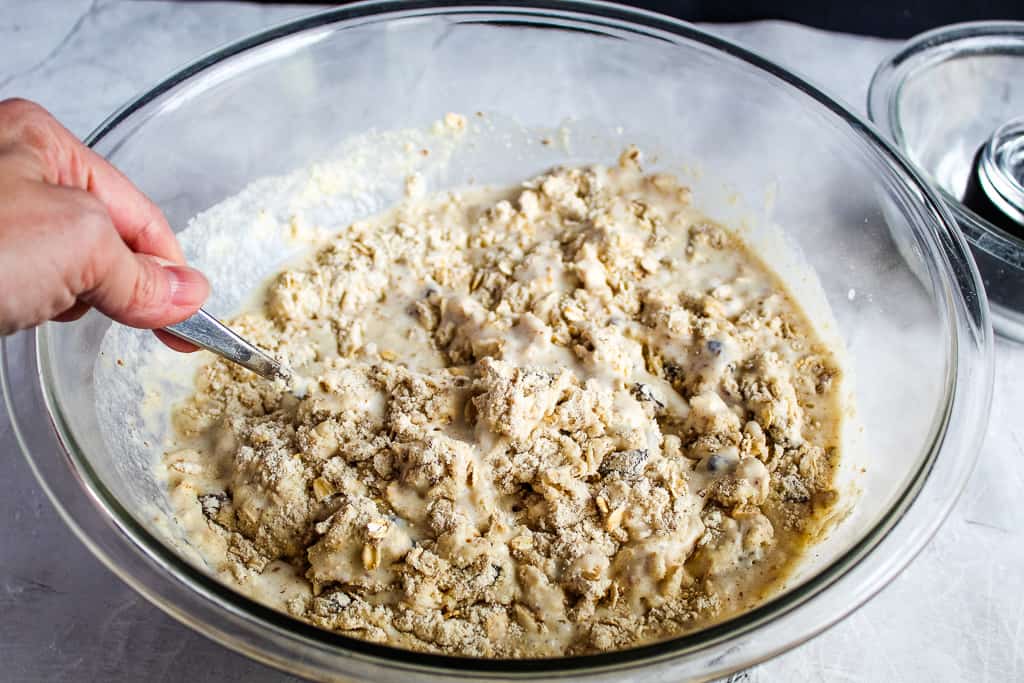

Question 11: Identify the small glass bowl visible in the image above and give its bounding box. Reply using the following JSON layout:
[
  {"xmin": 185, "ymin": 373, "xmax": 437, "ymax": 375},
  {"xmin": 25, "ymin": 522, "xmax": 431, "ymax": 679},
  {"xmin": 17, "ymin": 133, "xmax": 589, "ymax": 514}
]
[
  {"xmin": 3, "ymin": 3, "xmax": 994, "ymax": 681},
  {"xmin": 967, "ymin": 116, "xmax": 1024, "ymax": 229},
  {"xmin": 869, "ymin": 21, "xmax": 1024, "ymax": 340}
]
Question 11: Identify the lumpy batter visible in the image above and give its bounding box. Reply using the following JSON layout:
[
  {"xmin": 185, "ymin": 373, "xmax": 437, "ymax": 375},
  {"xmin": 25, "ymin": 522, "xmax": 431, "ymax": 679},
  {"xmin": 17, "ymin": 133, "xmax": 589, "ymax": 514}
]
[{"xmin": 164, "ymin": 149, "xmax": 843, "ymax": 656}]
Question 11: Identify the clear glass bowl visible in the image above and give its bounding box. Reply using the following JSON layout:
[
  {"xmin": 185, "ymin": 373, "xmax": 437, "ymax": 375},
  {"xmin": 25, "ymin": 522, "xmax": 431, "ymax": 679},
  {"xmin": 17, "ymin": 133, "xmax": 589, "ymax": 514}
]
[
  {"xmin": 868, "ymin": 21, "xmax": 1024, "ymax": 340},
  {"xmin": 2, "ymin": 3, "xmax": 994, "ymax": 681}
]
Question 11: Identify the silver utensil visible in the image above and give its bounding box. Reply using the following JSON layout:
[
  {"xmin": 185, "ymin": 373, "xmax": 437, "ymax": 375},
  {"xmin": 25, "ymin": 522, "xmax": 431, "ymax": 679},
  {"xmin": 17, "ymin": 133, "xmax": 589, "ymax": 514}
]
[{"xmin": 163, "ymin": 309, "xmax": 292, "ymax": 381}]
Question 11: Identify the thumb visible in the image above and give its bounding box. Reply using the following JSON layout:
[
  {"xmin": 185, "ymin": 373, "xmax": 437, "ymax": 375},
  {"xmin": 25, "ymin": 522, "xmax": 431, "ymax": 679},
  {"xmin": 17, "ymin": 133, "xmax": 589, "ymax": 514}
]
[{"xmin": 81, "ymin": 242, "xmax": 209, "ymax": 329}]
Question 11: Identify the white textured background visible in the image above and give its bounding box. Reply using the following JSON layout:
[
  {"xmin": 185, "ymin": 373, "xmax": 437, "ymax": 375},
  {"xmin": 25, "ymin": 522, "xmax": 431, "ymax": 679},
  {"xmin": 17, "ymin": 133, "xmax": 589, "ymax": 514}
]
[{"xmin": 0, "ymin": 2, "xmax": 1021, "ymax": 680}]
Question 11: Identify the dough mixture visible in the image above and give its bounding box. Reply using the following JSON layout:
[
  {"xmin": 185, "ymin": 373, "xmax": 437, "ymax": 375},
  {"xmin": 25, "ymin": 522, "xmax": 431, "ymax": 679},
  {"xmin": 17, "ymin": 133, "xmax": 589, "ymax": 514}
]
[{"xmin": 164, "ymin": 150, "xmax": 843, "ymax": 657}]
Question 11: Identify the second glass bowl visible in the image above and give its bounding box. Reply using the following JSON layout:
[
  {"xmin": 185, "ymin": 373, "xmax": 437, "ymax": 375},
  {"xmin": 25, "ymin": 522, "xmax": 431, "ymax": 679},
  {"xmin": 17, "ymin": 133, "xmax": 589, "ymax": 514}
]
[{"xmin": 869, "ymin": 21, "xmax": 1024, "ymax": 340}]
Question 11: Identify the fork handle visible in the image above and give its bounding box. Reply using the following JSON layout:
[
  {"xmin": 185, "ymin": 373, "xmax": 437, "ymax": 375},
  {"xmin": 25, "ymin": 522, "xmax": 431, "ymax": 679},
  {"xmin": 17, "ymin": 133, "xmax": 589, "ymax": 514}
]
[{"xmin": 163, "ymin": 309, "xmax": 290, "ymax": 381}]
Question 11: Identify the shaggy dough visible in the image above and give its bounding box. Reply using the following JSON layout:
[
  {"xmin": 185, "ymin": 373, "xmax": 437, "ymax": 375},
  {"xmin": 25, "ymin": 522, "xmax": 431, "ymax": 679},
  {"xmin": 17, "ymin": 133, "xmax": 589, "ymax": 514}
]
[{"xmin": 164, "ymin": 150, "xmax": 842, "ymax": 657}]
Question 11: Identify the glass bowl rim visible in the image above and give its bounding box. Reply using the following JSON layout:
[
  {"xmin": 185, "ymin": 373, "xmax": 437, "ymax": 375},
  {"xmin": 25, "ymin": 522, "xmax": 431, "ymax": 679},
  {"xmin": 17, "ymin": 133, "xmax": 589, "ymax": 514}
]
[{"xmin": 5, "ymin": 1, "xmax": 994, "ymax": 678}]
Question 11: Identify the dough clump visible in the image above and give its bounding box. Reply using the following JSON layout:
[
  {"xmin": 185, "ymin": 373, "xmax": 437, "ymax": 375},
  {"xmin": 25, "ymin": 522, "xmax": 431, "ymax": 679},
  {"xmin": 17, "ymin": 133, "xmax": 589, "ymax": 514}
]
[{"xmin": 165, "ymin": 153, "xmax": 842, "ymax": 656}]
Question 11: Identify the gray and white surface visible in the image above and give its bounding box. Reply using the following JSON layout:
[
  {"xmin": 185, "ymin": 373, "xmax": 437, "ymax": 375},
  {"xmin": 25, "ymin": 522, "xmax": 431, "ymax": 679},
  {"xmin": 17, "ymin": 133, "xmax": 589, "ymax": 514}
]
[{"xmin": 0, "ymin": 2, "xmax": 1021, "ymax": 680}]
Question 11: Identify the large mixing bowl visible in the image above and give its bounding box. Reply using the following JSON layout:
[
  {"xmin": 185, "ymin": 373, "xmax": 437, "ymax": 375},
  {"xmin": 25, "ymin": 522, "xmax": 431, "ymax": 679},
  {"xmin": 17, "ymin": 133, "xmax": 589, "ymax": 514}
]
[{"xmin": 1, "ymin": 2, "xmax": 994, "ymax": 681}]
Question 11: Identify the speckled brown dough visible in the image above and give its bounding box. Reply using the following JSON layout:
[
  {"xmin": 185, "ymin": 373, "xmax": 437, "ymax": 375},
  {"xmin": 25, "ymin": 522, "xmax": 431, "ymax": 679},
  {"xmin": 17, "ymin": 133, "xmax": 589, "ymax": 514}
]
[{"xmin": 163, "ymin": 150, "xmax": 843, "ymax": 657}]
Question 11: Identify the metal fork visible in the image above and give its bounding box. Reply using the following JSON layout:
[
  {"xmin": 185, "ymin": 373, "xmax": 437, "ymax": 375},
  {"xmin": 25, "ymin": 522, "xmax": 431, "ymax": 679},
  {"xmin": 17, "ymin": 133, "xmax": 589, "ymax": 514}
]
[{"xmin": 163, "ymin": 309, "xmax": 292, "ymax": 381}]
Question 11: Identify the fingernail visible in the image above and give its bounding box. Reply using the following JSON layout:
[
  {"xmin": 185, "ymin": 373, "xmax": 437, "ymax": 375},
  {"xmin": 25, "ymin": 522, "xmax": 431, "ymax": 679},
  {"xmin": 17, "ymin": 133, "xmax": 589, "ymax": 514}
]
[{"xmin": 164, "ymin": 265, "xmax": 209, "ymax": 307}]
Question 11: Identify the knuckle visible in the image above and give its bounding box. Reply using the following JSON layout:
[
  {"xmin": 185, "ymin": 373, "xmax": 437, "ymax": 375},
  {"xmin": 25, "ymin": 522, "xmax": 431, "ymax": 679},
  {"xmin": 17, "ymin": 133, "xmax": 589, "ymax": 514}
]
[
  {"xmin": 0, "ymin": 99, "xmax": 62, "ymax": 176},
  {"xmin": 131, "ymin": 261, "xmax": 162, "ymax": 308},
  {"xmin": 0, "ymin": 98, "xmax": 49, "ymax": 136},
  {"xmin": 0, "ymin": 98, "xmax": 46, "ymax": 124},
  {"xmin": 75, "ymin": 189, "xmax": 107, "ymax": 217},
  {"xmin": 69, "ymin": 196, "xmax": 114, "ymax": 292},
  {"xmin": 52, "ymin": 291, "xmax": 79, "ymax": 318},
  {"xmin": 75, "ymin": 244, "xmax": 107, "ymax": 296},
  {"xmin": 76, "ymin": 199, "xmax": 111, "ymax": 243}
]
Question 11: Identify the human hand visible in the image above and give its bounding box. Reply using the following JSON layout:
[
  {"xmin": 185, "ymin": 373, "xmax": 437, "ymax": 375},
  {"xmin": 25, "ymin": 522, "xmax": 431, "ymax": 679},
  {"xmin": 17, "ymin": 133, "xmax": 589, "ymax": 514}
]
[{"xmin": 0, "ymin": 98, "xmax": 208, "ymax": 351}]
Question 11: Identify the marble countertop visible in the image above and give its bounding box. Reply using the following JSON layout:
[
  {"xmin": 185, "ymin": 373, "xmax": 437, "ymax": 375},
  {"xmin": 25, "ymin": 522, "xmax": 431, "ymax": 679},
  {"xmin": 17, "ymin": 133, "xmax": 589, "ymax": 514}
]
[{"xmin": 1, "ymin": 2, "xmax": 1021, "ymax": 681}]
